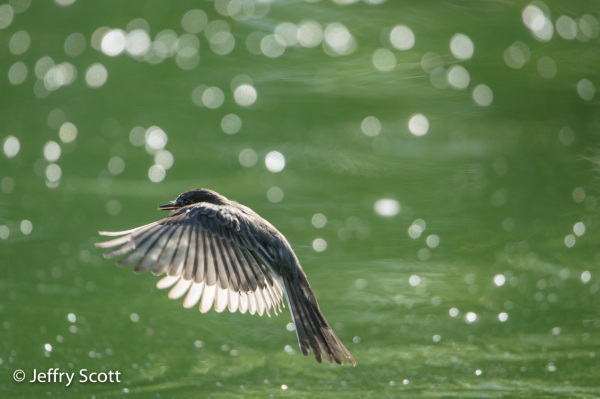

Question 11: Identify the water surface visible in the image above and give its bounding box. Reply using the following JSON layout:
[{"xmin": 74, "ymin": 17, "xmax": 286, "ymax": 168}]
[{"xmin": 1, "ymin": 1, "xmax": 600, "ymax": 397}]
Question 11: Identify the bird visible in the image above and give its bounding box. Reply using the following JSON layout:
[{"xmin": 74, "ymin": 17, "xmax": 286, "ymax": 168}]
[{"xmin": 95, "ymin": 188, "xmax": 356, "ymax": 366}]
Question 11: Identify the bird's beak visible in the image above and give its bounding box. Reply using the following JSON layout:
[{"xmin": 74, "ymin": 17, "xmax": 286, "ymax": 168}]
[{"xmin": 157, "ymin": 202, "xmax": 180, "ymax": 210}]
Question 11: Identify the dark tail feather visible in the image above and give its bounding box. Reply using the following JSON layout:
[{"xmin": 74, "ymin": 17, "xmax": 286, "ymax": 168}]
[
  {"xmin": 283, "ymin": 276, "xmax": 356, "ymax": 366},
  {"xmin": 286, "ymin": 282, "xmax": 323, "ymax": 363}
]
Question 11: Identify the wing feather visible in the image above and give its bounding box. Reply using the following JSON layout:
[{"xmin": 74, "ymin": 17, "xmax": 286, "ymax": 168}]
[
  {"xmin": 98, "ymin": 221, "xmax": 157, "ymax": 237},
  {"xmin": 169, "ymin": 278, "xmax": 192, "ymax": 299},
  {"xmin": 212, "ymin": 235, "xmax": 229, "ymax": 290},
  {"xmin": 232, "ymin": 245, "xmax": 258, "ymax": 292},
  {"xmin": 255, "ymin": 288, "xmax": 266, "ymax": 316},
  {"xmin": 215, "ymin": 286, "xmax": 229, "ymax": 312},
  {"xmin": 96, "ymin": 203, "xmax": 285, "ymax": 317},
  {"xmin": 168, "ymin": 225, "xmax": 191, "ymax": 277},
  {"xmin": 239, "ymin": 292, "xmax": 248, "ymax": 313},
  {"xmin": 241, "ymin": 249, "xmax": 266, "ymax": 290},
  {"xmin": 247, "ymin": 291, "xmax": 257, "ymax": 315},
  {"xmin": 219, "ymin": 240, "xmax": 240, "ymax": 292},
  {"xmin": 153, "ymin": 226, "xmax": 184, "ymax": 275},
  {"xmin": 200, "ymin": 283, "xmax": 216, "ymax": 313},
  {"xmin": 183, "ymin": 225, "xmax": 198, "ymax": 281},
  {"xmin": 228, "ymin": 289, "xmax": 239, "ymax": 313},
  {"xmin": 203, "ymin": 233, "xmax": 217, "ymax": 286},
  {"xmin": 115, "ymin": 225, "xmax": 169, "ymax": 269},
  {"xmin": 134, "ymin": 225, "xmax": 177, "ymax": 274},
  {"xmin": 194, "ymin": 225, "xmax": 207, "ymax": 283},
  {"xmin": 156, "ymin": 275, "xmax": 179, "ymax": 289},
  {"xmin": 101, "ymin": 225, "xmax": 162, "ymax": 259},
  {"xmin": 183, "ymin": 282, "xmax": 204, "ymax": 308}
]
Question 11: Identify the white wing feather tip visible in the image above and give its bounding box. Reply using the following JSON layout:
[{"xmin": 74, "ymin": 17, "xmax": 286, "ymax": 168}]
[{"xmin": 157, "ymin": 275, "xmax": 179, "ymax": 289}]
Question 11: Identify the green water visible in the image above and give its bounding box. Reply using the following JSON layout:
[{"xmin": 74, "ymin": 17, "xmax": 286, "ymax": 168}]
[{"xmin": 2, "ymin": 0, "xmax": 600, "ymax": 397}]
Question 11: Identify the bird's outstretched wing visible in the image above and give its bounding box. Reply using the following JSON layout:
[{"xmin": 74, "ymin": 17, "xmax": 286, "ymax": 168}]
[{"xmin": 95, "ymin": 203, "xmax": 285, "ymax": 316}]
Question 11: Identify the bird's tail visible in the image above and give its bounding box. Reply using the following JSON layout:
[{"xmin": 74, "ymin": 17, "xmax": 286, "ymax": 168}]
[{"xmin": 282, "ymin": 275, "xmax": 356, "ymax": 366}]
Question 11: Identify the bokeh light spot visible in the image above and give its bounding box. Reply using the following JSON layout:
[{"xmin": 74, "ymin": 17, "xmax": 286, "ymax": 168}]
[
  {"xmin": 0, "ymin": 4, "xmax": 14, "ymax": 29},
  {"xmin": 101, "ymin": 29, "xmax": 126, "ymax": 57},
  {"xmin": 421, "ymin": 52, "xmax": 443, "ymax": 73},
  {"xmin": 374, "ymin": 199, "xmax": 400, "ymax": 217},
  {"xmin": 408, "ymin": 114, "xmax": 429, "ymax": 136},
  {"xmin": 239, "ymin": 148, "xmax": 258, "ymax": 167},
  {"xmin": 154, "ymin": 150, "xmax": 174, "ymax": 170},
  {"xmin": 0, "ymin": 225, "xmax": 9, "ymax": 240},
  {"xmin": 145, "ymin": 126, "xmax": 168, "ymax": 152},
  {"xmin": 372, "ymin": 48, "xmax": 396, "ymax": 72},
  {"xmin": 261, "ymin": 34, "xmax": 286, "ymax": 58},
  {"xmin": 126, "ymin": 29, "xmax": 151, "ymax": 57},
  {"xmin": 265, "ymin": 151, "xmax": 285, "ymax": 172},
  {"xmin": 409, "ymin": 275, "xmax": 421, "ymax": 286},
  {"xmin": 108, "ymin": 156, "xmax": 125, "ymax": 175},
  {"xmin": 182, "ymin": 9, "xmax": 208, "ymax": 34},
  {"xmin": 324, "ymin": 23, "xmax": 355, "ymax": 56},
  {"xmin": 447, "ymin": 65, "xmax": 470, "ymax": 89},
  {"xmin": 8, "ymin": 62, "xmax": 28, "ymax": 85},
  {"xmin": 275, "ymin": 22, "xmax": 298, "ymax": 47},
  {"xmin": 312, "ymin": 238, "xmax": 327, "ymax": 252},
  {"xmin": 148, "ymin": 165, "xmax": 166, "ymax": 183},
  {"xmin": 559, "ymin": 126, "xmax": 574, "ymax": 145},
  {"xmin": 311, "ymin": 214, "xmax": 327, "ymax": 228},
  {"xmin": 577, "ymin": 79, "xmax": 595, "ymax": 101},
  {"xmin": 504, "ymin": 41, "xmax": 530, "ymax": 69},
  {"xmin": 361, "ymin": 116, "xmax": 381, "ymax": 137},
  {"xmin": 450, "ymin": 33, "xmax": 474, "ymax": 60},
  {"xmin": 59, "ymin": 122, "xmax": 77, "ymax": 143},
  {"xmin": 472, "ymin": 84, "xmax": 493, "ymax": 106},
  {"xmin": 129, "ymin": 126, "xmax": 146, "ymax": 146},
  {"xmin": 581, "ymin": 271, "xmax": 591, "ymax": 284},
  {"xmin": 20, "ymin": 220, "xmax": 32, "ymax": 235},
  {"xmin": 46, "ymin": 163, "xmax": 62, "ymax": 183},
  {"xmin": 210, "ymin": 32, "xmax": 235, "ymax": 55},
  {"xmin": 465, "ymin": 312, "xmax": 477, "ymax": 323},
  {"xmin": 3, "ymin": 136, "xmax": 20, "ymax": 158},
  {"xmin": 537, "ymin": 56, "xmax": 557, "ymax": 78},
  {"xmin": 234, "ymin": 84, "xmax": 257, "ymax": 107},
  {"xmin": 556, "ymin": 15, "xmax": 577, "ymax": 40},
  {"xmin": 572, "ymin": 187, "xmax": 585, "ymax": 203},
  {"xmin": 564, "ymin": 234, "xmax": 576, "ymax": 248},
  {"xmin": 85, "ymin": 63, "xmax": 108, "ymax": 88},
  {"xmin": 221, "ymin": 114, "xmax": 242, "ymax": 134},
  {"xmin": 10, "ymin": 30, "xmax": 30, "ymax": 54},
  {"xmin": 64, "ymin": 32, "xmax": 86, "ymax": 57},
  {"xmin": 390, "ymin": 25, "xmax": 415, "ymax": 50},
  {"xmin": 267, "ymin": 187, "xmax": 284, "ymax": 203},
  {"xmin": 202, "ymin": 87, "xmax": 225, "ymax": 109},
  {"xmin": 494, "ymin": 274, "xmax": 506, "ymax": 286},
  {"xmin": 573, "ymin": 222, "xmax": 585, "ymax": 237},
  {"xmin": 43, "ymin": 141, "xmax": 61, "ymax": 162},
  {"xmin": 426, "ymin": 235, "xmax": 439, "ymax": 248},
  {"xmin": 297, "ymin": 20, "xmax": 323, "ymax": 48}
]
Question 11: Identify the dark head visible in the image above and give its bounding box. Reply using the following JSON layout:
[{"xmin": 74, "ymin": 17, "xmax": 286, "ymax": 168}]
[{"xmin": 158, "ymin": 188, "xmax": 229, "ymax": 210}]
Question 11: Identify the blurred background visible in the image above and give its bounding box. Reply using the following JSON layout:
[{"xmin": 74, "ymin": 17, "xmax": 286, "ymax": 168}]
[{"xmin": 1, "ymin": 0, "xmax": 600, "ymax": 397}]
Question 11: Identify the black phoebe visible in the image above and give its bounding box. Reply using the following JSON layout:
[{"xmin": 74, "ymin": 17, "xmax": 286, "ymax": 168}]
[{"xmin": 96, "ymin": 188, "xmax": 355, "ymax": 366}]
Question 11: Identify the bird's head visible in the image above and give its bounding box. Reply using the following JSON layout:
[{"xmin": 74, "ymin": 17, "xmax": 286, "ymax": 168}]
[{"xmin": 158, "ymin": 188, "xmax": 229, "ymax": 210}]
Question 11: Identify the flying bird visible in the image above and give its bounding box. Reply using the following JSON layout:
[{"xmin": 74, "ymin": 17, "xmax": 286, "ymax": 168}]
[{"xmin": 95, "ymin": 188, "xmax": 355, "ymax": 366}]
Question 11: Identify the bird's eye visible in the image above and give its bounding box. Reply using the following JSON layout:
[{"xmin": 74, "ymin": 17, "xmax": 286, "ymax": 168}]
[{"xmin": 184, "ymin": 199, "xmax": 192, "ymax": 205}]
